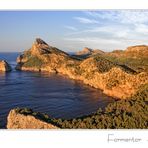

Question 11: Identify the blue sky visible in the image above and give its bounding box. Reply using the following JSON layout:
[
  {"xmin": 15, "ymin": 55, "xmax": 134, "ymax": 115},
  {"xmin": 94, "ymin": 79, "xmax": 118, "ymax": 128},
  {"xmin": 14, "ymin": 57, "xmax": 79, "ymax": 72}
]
[{"xmin": 0, "ymin": 10, "xmax": 148, "ymax": 52}]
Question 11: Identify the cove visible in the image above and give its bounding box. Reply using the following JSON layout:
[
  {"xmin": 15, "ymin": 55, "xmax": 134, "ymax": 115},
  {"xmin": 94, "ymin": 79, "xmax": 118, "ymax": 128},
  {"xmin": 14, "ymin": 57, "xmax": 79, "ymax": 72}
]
[{"xmin": 0, "ymin": 70, "xmax": 115, "ymax": 128}]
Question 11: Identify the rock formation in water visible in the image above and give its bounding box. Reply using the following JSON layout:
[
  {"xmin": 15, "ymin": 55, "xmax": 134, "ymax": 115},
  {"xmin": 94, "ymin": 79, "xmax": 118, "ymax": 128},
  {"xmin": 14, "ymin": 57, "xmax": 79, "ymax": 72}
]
[
  {"xmin": 0, "ymin": 60, "xmax": 11, "ymax": 72},
  {"xmin": 7, "ymin": 108, "xmax": 59, "ymax": 129},
  {"xmin": 15, "ymin": 38, "xmax": 148, "ymax": 99}
]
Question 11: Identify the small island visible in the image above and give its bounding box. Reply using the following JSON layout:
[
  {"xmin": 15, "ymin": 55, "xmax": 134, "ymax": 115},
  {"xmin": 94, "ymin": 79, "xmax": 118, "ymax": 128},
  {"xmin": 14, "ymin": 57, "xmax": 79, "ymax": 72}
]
[{"xmin": 0, "ymin": 60, "xmax": 11, "ymax": 72}]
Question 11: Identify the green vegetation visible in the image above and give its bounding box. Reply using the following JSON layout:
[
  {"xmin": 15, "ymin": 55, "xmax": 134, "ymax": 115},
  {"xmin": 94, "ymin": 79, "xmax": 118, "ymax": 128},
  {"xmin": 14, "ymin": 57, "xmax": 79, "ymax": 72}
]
[
  {"xmin": 106, "ymin": 79, "xmax": 120, "ymax": 89},
  {"xmin": 24, "ymin": 50, "xmax": 32, "ymax": 58},
  {"xmin": 94, "ymin": 56, "xmax": 117, "ymax": 73},
  {"xmin": 102, "ymin": 55, "xmax": 148, "ymax": 73},
  {"xmin": 92, "ymin": 54, "xmax": 137, "ymax": 74},
  {"xmin": 16, "ymin": 84, "xmax": 148, "ymax": 129},
  {"xmin": 52, "ymin": 84, "xmax": 148, "ymax": 129},
  {"xmin": 23, "ymin": 56, "xmax": 44, "ymax": 68},
  {"xmin": 72, "ymin": 54, "xmax": 90, "ymax": 60}
]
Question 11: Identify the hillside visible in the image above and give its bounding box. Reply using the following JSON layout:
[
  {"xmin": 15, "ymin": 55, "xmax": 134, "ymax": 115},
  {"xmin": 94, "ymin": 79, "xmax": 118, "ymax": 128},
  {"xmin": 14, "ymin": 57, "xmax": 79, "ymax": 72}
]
[
  {"xmin": 74, "ymin": 45, "xmax": 148, "ymax": 72},
  {"xmin": 105, "ymin": 45, "xmax": 148, "ymax": 72}
]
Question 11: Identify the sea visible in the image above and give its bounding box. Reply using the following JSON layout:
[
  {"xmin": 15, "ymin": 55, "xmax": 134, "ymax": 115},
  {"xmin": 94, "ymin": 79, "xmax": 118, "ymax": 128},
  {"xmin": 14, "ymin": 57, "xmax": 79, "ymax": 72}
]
[{"xmin": 0, "ymin": 52, "xmax": 114, "ymax": 128}]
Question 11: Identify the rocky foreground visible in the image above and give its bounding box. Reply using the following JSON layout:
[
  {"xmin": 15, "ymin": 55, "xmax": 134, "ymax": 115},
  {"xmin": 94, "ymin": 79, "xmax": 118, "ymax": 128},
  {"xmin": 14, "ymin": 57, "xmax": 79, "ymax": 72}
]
[
  {"xmin": 7, "ymin": 109, "xmax": 59, "ymax": 129},
  {"xmin": 0, "ymin": 60, "xmax": 11, "ymax": 72},
  {"xmin": 15, "ymin": 38, "xmax": 148, "ymax": 99}
]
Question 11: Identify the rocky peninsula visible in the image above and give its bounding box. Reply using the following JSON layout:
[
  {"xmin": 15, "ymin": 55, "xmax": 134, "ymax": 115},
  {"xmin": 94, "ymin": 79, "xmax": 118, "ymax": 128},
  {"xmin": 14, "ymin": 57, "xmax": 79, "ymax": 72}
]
[{"xmin": 15, "ymin": 38, "xmax": 148, "ymax": 99}]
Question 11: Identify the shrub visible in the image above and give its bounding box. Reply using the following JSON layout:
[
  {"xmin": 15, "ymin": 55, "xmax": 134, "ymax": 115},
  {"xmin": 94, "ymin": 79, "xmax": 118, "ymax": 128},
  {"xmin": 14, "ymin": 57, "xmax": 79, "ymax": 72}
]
[{"xmin": 23, "ymin": 56, "xmax": 44, "ymax": 68}]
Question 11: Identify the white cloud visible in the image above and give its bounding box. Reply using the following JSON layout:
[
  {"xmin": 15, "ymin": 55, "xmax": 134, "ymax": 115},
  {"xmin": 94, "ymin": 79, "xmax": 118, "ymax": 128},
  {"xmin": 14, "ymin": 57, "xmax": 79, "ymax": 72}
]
[
  {"xmin": 119, "ymin": 10, "xmax": 148, "ymax": 24},
  {"xmin": 64, "ymin": 36, "xmax": 148, "ymax": 51},
  {"xmin": 64, "ymin": 25, "xmax": 77, "ymax": 31},
  {"xmin": 74, "ymin": 17, "xmax": 98, "ymax": 24},
  {"xmin": 65, "ymin": 25, "xmax": 131, "ymax": 38},
  {"xmin": 85, "ymin": 10, "xmax": 148, "ymax": 25},
  {"xmin": 85, "ymin": 26, "xmax": 130, "ymax": 38},
  {"xmin": 72, "ymin": 11, "xmax": 148, "ymax": 39},
  {"xmin": 64, "ymin": 11, "xmax": 148, "ymax": 51},
  {"xmin": 134, "ymin": 24, "xmax": 148, "ymax": 34},
  {"xmin": 64, "ymin": 37, "xmax": 122, "ymax": 44},
  {"xmin": 65, "ymin": 37, "xmax": 123, "ymax": 51}
]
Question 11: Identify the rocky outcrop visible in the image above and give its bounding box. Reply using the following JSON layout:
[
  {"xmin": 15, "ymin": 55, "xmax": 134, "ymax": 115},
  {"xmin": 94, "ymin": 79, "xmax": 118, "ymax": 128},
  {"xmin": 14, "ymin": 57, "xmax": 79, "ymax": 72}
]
[
  {"xmin": 76, "ymin": 47, "xmax": 105, "ymax": 57},
  {"xmin": 76, "ymin": 47, "xmax": 93, "ymax": 55},
  {"xmin": 0, "ymin": 60, "xmax": 11, "ymax": 72},
  {"xmin": 15, "ymin": 38, "xmax": 148, "ymax": 99},
  {"xmin": 7, "ymin": 108, "xmax": 59, "ymax": 129}
]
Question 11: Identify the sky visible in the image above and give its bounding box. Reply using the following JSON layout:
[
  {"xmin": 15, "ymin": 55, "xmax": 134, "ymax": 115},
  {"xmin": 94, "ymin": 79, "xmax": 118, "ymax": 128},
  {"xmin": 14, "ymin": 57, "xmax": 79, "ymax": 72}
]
[{"xmin": 0, "ymin": 10, "xmax": 148, "ymax": 52}]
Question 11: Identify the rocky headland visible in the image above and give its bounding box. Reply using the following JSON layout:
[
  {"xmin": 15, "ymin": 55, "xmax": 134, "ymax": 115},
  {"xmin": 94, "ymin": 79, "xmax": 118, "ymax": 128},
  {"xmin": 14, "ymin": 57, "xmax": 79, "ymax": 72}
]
[
  {"xmin": 0, "ymin": 60, "xmax": 11, "ymax": 72},
  {"xmin": 15, "ymin": 38, "xmax": 148, "ymax": 99}
]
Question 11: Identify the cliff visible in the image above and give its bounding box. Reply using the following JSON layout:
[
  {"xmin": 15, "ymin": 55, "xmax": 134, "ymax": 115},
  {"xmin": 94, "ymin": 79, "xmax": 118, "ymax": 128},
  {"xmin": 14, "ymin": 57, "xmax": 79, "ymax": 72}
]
[
  {"xmin": 7, "ymin": 108, "xmax": 59, "ymax": 129},
  {"xmin": 15, "ymin": 38, "xmax": 148, "ymax": 99},
  {"xmin": 0, "ymin": 60, "xmax": 11, "ymax": 72}
]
